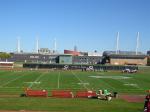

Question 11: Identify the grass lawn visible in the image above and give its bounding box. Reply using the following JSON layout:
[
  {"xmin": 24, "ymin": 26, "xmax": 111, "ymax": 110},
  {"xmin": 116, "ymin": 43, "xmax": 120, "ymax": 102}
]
[{"xmin": 0, "ymin": 68, "xmax": 149, "ymax": 111}]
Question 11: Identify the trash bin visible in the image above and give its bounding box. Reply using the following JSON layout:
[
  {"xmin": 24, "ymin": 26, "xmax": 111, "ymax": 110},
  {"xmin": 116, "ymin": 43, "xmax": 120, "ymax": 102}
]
[{"xmin": 113, "ymin": 92, "xmax": 118, "ymax": 98}]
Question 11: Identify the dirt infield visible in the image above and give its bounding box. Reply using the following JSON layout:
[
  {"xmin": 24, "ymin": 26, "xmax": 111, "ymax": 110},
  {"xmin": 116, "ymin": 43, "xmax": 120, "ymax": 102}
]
[{"xmin": 120, "ymin": 94, "xmax": 145, "ymax": 103}]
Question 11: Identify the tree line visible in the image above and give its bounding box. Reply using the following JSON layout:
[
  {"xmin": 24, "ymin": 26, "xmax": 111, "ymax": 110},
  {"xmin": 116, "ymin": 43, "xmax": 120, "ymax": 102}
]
[{"xmin": 0, "ymin": 52, "xmax": 11, "ymax": 59}]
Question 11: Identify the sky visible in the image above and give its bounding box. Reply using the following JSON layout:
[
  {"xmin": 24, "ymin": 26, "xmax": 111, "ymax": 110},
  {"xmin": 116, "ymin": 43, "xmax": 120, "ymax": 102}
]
[{"xmin": 0, "ymin": 0, "xmax": 150, "ymax": 53}]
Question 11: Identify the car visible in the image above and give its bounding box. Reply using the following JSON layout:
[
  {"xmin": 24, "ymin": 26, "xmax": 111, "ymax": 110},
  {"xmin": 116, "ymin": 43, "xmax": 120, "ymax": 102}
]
[
  {"xmin": 130, "ymin": 69, "xmax": 137, "ymax": 73},
  {"xmin": 122, "ymin": 68, "xmax": 137, "ymax": 73}
]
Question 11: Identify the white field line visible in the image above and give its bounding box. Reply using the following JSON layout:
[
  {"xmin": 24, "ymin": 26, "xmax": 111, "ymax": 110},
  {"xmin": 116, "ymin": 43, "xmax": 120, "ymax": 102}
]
[
  {"xmin": 87, "ymin": 73, "xmax": 116, "ymax": 90},
  {"xmin": 98, "ymin": 78, "xmax": 116, "ymax": 90},
  {"xmin": 111, "ymin": 77, "xmax": 142, "ymax": 90},
  {"xmin": 57, "ymin": 72, "xmax": 60, "ymax": 89},
  {"xmin": 28, "ymin": 73, "xmax": 45, "ymax": 88},
  {"xmin": 113, "ymin": 76, "xmax": 142, "ymax": 90},
  {"xmin": 0, "ymin": 71, "xmax": 17, "ymax": 78},
  {"xmin": 89, "ymin": 74, "xmax": 142, "ymax": 90},
  {"xmin": 0, "ymin": 75, "xmax": 25, "ymax": 87},
  {"xmin": 0, "ymin": 87, "xmax": 145, "ymax": 91},
  {"xmin": 130, "ymin": 78, "xmax": 143, "ymax": 89},
  {"xmin": 71, "ymin": 71, "xmax": 89, "ymax": 90},
  {"xmin": 0, "ymin": 87, "xmax": 83, "ymax": 90}
]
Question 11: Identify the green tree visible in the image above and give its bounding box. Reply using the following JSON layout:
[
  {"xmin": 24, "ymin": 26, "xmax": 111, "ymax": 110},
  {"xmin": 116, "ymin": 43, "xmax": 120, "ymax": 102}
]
[{"xmin": 0, "ymin": 53, "xmax": 11, "ymax": 60}]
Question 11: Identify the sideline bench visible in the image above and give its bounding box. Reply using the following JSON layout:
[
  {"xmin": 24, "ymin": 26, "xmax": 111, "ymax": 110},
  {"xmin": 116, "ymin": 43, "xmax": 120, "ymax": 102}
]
[
  {"xmin": 75, "ymin": 91, "xmax": 97, "ymax": 98},
  {"xmin": 51, "ymin": 90, "xmax": 73, "ymax": 98},
  {"xmin": 25, "ymin": 89, "xmax": 48, "ymax": 97}
]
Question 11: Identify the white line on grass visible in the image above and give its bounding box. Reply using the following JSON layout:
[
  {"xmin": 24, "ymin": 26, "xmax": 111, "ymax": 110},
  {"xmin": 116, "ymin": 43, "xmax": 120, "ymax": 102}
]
[
  {"xmin": 71, "ymin": 71, "xmax": 89, "ymax": 90},
  {"xmin": 0, "ymin": 75, "xmax": 25, "ymax": 87},
  {"xmin": 57, "ymin": 72, "xmax": 60, "ymax": 89},
  {"xmin": 28, "ymin": 73, "xmax": 46, "ymax": 88},
  {"xmin": 91, "ymin": 75, "xmax": 116, "ymax": 90},
  {"xmin": 86, "ymin": 73, "xmax": 116, "ymax": 90},
  {"xmin": 113, "ymin": 76, "xmax": 142, "ymax": 90}
]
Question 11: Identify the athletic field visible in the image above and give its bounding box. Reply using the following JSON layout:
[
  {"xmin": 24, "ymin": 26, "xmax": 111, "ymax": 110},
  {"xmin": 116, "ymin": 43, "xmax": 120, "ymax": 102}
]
[{"xmin": 0, "ymin": 67, "xmax": 150, "ymax": 112}]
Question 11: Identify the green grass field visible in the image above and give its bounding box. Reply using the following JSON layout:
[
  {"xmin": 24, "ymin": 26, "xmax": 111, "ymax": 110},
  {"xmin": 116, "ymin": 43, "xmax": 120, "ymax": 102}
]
[{"xmin": 0, "ymin": 68, "xmax": 150, "ymax": 112}]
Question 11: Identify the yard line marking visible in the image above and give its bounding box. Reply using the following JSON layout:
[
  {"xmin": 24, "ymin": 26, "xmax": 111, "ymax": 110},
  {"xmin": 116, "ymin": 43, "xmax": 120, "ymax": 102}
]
[
  {"xmin": 28, "ymin": 73, "xmax": 46, "ymax": 88},
  {"xmin": 98, "ymin": 78, "xmax": 116, "ymax": 90},
  {"xmin": 57, "ymin": 72, "xmax": 60, "ymax": 89},
  {"xmin": 0, "ymin": 71, "xmax": 17, "ymax": 79},
  {"xmin": 112, "ymin": 76, "xmax": 142, "ymax": 90},
  {"xmin": 130, "ymin": 78, "xmax": 143, "ymax": 90},
  {"xmin": 0, "ymin": 75, "xmax": 25, "ymax": 87},
  {"xmin": 71, "ymin": 71, "xmax": 89, "ymax": 90},
  {"xmin": 87, "ymin": 73, "xmax": 116, "ymax": 90}
]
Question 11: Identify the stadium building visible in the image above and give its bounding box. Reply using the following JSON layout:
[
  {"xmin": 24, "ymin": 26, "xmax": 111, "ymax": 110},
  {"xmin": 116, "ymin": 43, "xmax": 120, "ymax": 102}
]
[
  {"xmin": 73, "ymin": 56, "xmax": 102, "ymax": 64},
  {"xmin": 64, "ymin": 49, "xmax": 102, "ymax": 64},
  {"xmin": 103, "ymin": 51, "xmax": 147, "ymax": 65},
  {"xmin": 0, "ymin": 50, "xmax": 102, "ymax": 65},
  {"xmin": 64, "ymin": 50, "xmax": 80, "ymax": 56},
  {"xmin": 4, "ymin": 52, "xmax": 102, "ymax": 65},
  {"xmin": 147, "ymin": 51, "xmax": 150, "ymax": 66},
  {"xmin": 0, "ymin": 50, "xmax": 148, "ymax": 66},
  {"xmin": 147, "ymin": 51, "xmax": 150, "ymax": 56},
  {"xmin": 6, "ymin": 53, "xmax": 58, "ymax": 64}
]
